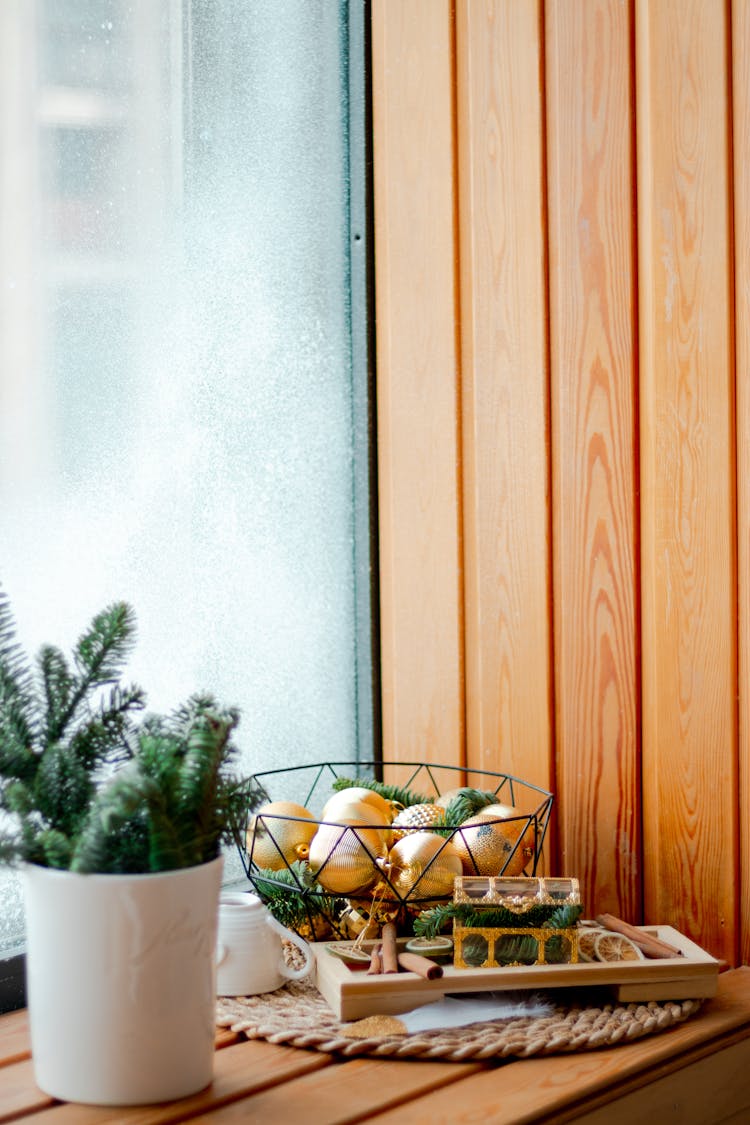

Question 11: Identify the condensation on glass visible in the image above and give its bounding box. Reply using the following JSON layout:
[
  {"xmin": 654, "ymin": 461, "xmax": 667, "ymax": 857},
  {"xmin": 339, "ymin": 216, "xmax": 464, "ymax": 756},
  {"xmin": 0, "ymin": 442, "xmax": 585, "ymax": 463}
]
[{"xmin": 0, "ymin": 1, "xmax": 371, "ymax": 955}]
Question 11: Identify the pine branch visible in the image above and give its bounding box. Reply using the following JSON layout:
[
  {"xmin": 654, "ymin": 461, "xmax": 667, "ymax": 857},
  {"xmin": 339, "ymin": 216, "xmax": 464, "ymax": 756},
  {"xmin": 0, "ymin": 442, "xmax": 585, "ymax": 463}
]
[
  {"xmin": 74, "ymin": 602, "xmax": 138, "ymax": 685},
  {"xmin": 331, "ymin": 775, "xmax": 434, "ymax": 809},
  {"xmin": 251, "ymin": 862, "xmax": 344, "ymax": 933},
  {"xmin": 66, "ymin": 683, "xmax": 145, "ymax": 771},
  {"xmin": 37, "ymin": 828, "xmax": 73, "ymax": 869},
  {"xmin": 413, "ymin": 901, "xmax": 583, "ymax": 938},
  {"xmin": 174, "ymin": 710, "xmax": 238, "ymax": 866},
  {"xmin": 431, "ymin": 788, "xmax": 499, "ymax": 837},
  {"xmin": 39, "ymin": 645, "xmax": 74, "ymax": 745},
  {"xmin": 0, "ymin": 587, "xmax": 37, "ymax": 779},
  {"xmin": 0, "ymin": 589, "xmax": 262, "ymax": 873},
  {"xmin": 55, "ymin": 602, "xmax": 138, "ymax": 737},
  {"xmin": 33, "ymin": 741, "xmax": 94, "ymax": 839},
  {"xmin": 69, "ymin": 769, "xmax": 158, "ymax": 873},
  {"xmin": 440, "ymin": 788, "xmax": 496, "ymax": 823}
]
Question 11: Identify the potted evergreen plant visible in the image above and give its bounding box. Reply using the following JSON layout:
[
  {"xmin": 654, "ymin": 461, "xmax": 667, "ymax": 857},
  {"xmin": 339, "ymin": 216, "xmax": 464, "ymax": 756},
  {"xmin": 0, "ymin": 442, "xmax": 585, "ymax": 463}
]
[{"xmin": 0, "ymin": 587, "xmax": 263, "ymax": 1105}]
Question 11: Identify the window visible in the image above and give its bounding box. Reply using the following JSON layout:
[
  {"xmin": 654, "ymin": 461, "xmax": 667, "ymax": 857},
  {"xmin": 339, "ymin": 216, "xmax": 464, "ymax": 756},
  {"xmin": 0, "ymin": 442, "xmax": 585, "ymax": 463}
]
[{"xmin": 0, "ymin": 0, "xmax": 375, "ymax": 986}]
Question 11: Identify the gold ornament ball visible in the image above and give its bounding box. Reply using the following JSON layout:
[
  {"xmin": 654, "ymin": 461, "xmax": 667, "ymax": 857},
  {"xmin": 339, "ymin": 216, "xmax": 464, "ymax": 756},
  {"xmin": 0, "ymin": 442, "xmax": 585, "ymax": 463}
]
[
  {"xmin": 308, "ymin": 820, "xmax": 388, "ymax": 895},
  {"xmin": 390, "ymin": 803, "xmax": 445, "ymax": 841},
  {"xmin": 246, "ymin": 800, "xmax": 317, "ymax": 871},
  {"xmin": 382, "ymin": 831, "xmax": 462, "ymax": 903},
  {"xmin": 319, "ymin": 796, "xmax": 394, "ymax": 847},
  {"xmin": 322, "ymin": 786, "xmax": 396, "ymax": 824},
  {"xmin": 453, "ymin": 805, "xmax": 536, "ymax": 876}
]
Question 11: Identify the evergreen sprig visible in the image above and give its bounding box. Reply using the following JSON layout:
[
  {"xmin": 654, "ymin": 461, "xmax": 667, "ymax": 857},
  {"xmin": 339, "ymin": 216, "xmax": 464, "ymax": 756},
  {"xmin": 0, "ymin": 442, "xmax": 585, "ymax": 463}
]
[
  {"xmin": 0, "ymin": 586, "xmax": 263, "ymax": 873},
  {"xmin": 331, "ymin": 775, "xmax": 434, "ymax": 809},
  {"xmin": 251, "ymin": 861, "xmax": 345, "ymax": 935},
  {"xmin": 413, "ymin": 901, "xmax": 583, "ymax": 938},
  {"xmin": 439, "ymin": 788, "xmax": 496, "ymax": 824}
]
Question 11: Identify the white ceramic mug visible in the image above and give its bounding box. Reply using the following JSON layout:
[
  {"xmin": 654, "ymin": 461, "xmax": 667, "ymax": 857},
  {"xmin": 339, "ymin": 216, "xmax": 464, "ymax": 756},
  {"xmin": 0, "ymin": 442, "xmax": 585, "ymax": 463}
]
[{"xmin": 216, "ymin": 892, "xmax": 314, "ymax": 996}]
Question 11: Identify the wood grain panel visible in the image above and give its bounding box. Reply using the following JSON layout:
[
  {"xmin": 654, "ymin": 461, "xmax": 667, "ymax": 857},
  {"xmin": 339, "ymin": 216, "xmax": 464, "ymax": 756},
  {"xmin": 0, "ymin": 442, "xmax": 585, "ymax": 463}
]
[
  {"xmin": 636, "ymin": 0, "xmax": 737, "ymax": 963},
  {"xmin": 545, "ymin": 1, "xmax": 639, "ymax": 920},
  {"xmin": 733, "ymin": 0, "xmax": 750, "ymax": 968},
  {"xmin": 455, "ymin": 3, "xmax": 553, "ymax": 806},
  {"xmin": 371, "ymin": 1, "xmax": 464, "ymax": 770}
]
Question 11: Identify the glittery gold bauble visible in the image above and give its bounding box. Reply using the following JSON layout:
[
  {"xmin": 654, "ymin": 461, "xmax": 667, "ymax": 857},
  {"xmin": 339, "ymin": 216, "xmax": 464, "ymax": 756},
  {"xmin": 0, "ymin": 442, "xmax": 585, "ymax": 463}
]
[
  {"xmin": 246, "ymin": 800, "xmax": 317, "ymax": 870},
  {"xmin": 381, "ymin": 832, "xmax": 462, "ymax": 903},
  {"xmin": 308, "ymin": 820, "xmax": 388, "ymax": 895},
  {"xmin": 390, "ymin": 803, "xmax": 445, "ymax": 841},
  {"xmin": 453, "ymin": 805, "xmax": 536, "ymax": 876},
  {"xmin": 322, "ymin": 787, "xmax": 396, "ymax": 824}
]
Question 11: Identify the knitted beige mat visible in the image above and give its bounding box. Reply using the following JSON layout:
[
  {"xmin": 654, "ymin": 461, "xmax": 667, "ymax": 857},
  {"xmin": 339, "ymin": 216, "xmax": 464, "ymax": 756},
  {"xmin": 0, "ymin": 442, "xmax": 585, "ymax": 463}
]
[{"xmin": 215, "ymin": 978, "xmax": 703, "ymax": 1061}]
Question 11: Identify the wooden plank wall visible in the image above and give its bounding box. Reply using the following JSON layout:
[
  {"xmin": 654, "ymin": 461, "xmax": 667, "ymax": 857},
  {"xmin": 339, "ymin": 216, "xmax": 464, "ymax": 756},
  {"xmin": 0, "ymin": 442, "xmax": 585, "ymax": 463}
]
[{"xmin": 372, "ymin": 0, "xmax": 745, "ymax": 968}]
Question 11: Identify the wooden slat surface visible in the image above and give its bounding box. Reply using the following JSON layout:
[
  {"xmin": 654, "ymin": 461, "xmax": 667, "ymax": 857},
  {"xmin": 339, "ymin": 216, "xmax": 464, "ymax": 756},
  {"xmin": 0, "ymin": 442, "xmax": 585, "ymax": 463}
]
[
  {"xmin": 187, "ymin": 1058, "xmax": 482, "ymax": 1125},
  {"xmin": 636, "ymin": 0, "xmax": 737, "ymax": 964},
  {"xmin": 732, "ymin": 0, "xmax": 750, "ymax": 971},
  {"xmin": 0, "ymin": 1010, "xmax": 30, "ymax": 1069},
  {"xmin": 371, "ymin": 0, "xmax": 465, "ymax": 772},
  {"xmin": 3, "ymin": 971, "xmax": 750, "ymax": 1123},
  {"xmin": 455, "ymin": 2, "xmax": 553, "ymax": 802},
  {"xmin": 546, "ymin": 0, "xmax": 640, "ymax": 919},
  {"xmin": 0, "ymin": 1040, "xmax": 332, "ymax": 1124},
  {"xmin": 357, "ymin": 968, "xmax": 750, "ymax": 1124}
]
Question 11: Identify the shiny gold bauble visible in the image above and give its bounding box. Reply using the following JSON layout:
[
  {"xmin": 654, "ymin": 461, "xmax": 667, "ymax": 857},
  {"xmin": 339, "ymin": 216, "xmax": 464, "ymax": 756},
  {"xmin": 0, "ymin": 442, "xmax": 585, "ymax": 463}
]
[
  {"xmin": 308, "ymin": 820, "xmax": 388, "ymax": 895},
  {"xmin": 390, "ymin": 803, "xmax": 445, "ymax": 841},
  {"xmin": 453, "ymin": 805, "xmax": 536, "ymax": 876},
  {"xmin": 246, "ymin": 800, "xmax": 317, "ymax": 871},
  {"xmin": 322, "ymin": 786, "xmax": 396, "ymax": 824},
  {"xmin": 319, "ymin": 797, "xmax": 393, "ymax": 848},
  {"xmin": 381, "ymin": 831, "xmax": 462, "ymax": 903}
]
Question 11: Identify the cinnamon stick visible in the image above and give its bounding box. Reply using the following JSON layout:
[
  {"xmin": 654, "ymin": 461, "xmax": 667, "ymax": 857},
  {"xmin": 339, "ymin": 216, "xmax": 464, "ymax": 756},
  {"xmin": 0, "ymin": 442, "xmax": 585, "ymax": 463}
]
[
  {"xmin": 397, "ymin": 952, "xmax": 443, "ymax": 980},
  {"xmin": 595, "ymin": 913, "xmax": 683, "ymax": 959},
  {"xmin": 366, "ymin": 945, "xmax": 383, "ymax": 975},
  {"xmin": 381, "ymin": 922, "xmax": 399, "ymax": 974}
]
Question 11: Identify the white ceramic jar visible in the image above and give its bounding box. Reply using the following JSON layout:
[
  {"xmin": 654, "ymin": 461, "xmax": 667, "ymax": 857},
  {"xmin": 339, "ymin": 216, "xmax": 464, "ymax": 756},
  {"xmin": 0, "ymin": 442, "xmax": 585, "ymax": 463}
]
[{"xmin": 24, "ymin": 856, "xmax": 224, "ymax": 1105}]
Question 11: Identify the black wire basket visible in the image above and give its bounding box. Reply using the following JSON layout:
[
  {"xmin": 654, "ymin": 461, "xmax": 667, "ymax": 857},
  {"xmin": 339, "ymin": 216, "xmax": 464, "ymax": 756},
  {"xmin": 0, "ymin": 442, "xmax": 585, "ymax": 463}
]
[{"xmin": 235, "ymin": 760, "xmax": 554, "ymax": 942}]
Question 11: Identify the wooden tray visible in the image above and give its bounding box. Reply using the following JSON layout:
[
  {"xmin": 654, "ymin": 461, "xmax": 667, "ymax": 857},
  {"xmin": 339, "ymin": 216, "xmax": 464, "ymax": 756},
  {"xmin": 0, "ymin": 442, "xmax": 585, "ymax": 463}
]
[{"xmin": 312, "ymin": 925, "xmax": 720, "ymax": 1021}]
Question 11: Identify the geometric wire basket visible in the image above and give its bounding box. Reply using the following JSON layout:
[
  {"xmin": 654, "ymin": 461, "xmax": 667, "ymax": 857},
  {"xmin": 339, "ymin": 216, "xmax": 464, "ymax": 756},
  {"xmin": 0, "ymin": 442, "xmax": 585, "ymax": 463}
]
[{"xmin": 235, "ymin": 761, "xmax": 554, "ymax": 942}]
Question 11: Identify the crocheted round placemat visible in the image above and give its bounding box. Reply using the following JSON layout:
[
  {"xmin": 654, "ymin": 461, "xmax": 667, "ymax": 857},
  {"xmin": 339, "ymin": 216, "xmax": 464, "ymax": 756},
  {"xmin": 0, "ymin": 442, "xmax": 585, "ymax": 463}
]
[{"xmin": 215, "ymin": 978, "xmax": 703, "ymax": 1061}]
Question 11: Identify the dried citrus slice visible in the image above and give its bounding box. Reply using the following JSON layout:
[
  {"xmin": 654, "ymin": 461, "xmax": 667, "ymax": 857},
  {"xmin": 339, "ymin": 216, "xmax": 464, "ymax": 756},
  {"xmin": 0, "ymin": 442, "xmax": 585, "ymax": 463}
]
[
  {"xmin": 326, "ymin": 942, "xmax": 373, "ymax": 965},
  {"xmin": 405, "ymin": 936, "xmax": 454, "ymax": 962},
  {"xmin": 593, "ymin": 931, "xmax": 644, "ymax": 962},
  {"xmin": 577, "ymin": 927, "xmax": 606, "ymax": 962}
]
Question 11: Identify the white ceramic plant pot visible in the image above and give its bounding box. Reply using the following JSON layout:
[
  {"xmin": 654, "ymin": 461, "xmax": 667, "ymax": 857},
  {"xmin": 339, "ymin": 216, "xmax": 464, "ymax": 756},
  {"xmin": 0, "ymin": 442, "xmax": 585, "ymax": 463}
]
[{"xmin": 23, "ymin": 855, "xmax": 224, "ymax": 1106}]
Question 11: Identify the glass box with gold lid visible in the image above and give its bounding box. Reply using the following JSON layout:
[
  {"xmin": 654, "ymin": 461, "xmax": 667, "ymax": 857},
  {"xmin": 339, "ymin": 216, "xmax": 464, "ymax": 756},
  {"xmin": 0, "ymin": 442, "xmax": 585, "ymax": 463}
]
[{"xmin": 451, "ymin": 876, "xmax": 582, "ymax": 968}]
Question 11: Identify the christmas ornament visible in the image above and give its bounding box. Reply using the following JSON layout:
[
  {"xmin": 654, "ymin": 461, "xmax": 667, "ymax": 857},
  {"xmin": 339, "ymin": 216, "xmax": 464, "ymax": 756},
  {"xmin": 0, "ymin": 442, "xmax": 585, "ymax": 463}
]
[
  {"xmin": 390, "ymin": 803, "xmax": 445, "ymax": 840},
  {"xmin": 319, "ymin": 796, "xmax": 394, "ymax": 849},
  {"xmin": 453, "ymin": 805, "xmax": 536, "ymax": 877},
  {"xmin": 380, "ymin": 831, "xmax": 462, "ymax": 904},
  {"xmin": 246, "ymin": 800, "xmax": 317, "ymax": 871},
  {"xmin": 308, "ymin": 820, "xmax": 388, "ymax": 895},
  {"xmin": 322, "ymin": 786, "xmax": 396, "ymax": 824}
]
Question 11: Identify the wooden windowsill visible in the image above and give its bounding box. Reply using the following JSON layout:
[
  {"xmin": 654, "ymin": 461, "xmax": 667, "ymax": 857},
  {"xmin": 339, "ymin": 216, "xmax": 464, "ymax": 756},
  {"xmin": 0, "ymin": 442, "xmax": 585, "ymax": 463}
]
[{"xmin": 2, "ymin": 968, "xmax": 750, "ymax": 1123}]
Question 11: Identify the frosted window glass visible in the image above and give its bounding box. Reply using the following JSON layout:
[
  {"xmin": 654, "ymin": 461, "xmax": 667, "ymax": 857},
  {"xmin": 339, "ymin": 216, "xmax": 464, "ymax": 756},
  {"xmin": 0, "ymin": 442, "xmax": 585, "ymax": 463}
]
[{"xmin": 0, "ymin": 1, "xmax": 372, "ymax": 956}]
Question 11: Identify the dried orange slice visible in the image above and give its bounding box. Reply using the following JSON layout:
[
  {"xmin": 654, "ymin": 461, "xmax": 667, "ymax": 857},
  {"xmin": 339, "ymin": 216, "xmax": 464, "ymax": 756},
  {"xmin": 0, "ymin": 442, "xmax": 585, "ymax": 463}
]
[
  {"xmin": 577, "ymin": 927, "xmax": 606, "ymax": 962},
  {"xmin": 593, "ymin": 932, "xmax": 644, "ymax": 962}
]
